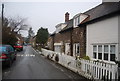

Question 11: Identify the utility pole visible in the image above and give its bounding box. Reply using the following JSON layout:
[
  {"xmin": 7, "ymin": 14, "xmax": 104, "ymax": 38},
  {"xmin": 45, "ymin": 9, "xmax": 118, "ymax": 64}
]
[{"xmin": 2, "ymin": 3, "xmax": 4, "ymax": 28}]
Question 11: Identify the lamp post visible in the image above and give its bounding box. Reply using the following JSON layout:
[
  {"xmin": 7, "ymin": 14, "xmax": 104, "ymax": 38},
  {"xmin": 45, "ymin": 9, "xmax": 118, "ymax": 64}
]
[{"xmin": 2, "ymin": 3, "xmax": 4, "ymax": 28}]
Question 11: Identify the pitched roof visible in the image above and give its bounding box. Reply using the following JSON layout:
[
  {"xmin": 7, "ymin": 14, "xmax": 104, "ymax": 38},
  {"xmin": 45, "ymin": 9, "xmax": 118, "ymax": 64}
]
[
  {"xmin": 83, "ymin": 2, "xmax": 120, "ymax": 23},
  {"xmin": 60, "ymin": 19, "xmax": 73, "ymax": 32}
]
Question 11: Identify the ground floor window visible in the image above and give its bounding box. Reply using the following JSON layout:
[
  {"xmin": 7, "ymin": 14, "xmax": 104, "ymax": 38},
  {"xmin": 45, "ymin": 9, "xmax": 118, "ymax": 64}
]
[
  {"xmin": 110, "ymin": 45, "xmax": 116, "ymax": 61},
  {"xmin": 93, "ymin": 45, "xmax": 97, "ymax": 59},
  {"xmin": 93, "ymin": 44, "xmax": 116, "ymax": 62},
  {"xmin": 54, "ymin": 45, "xmax": 61, "ymax": 53},
  {"xmin": 98, "ymin": 45, "xmax": 102, "ymax": 60},
  {"xmin": 65, "ymin": 43, "xmax": 70, "ymax": 55},
  {"xmin": 73, "ymin": 43, "xmax": 80, "ymax": 57}
]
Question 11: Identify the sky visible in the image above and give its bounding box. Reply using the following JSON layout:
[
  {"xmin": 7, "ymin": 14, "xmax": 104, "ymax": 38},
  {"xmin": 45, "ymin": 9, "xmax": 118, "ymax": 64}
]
[{"xmin": 0, "ymin": 0, "xmax": 102, "ymax": 37}]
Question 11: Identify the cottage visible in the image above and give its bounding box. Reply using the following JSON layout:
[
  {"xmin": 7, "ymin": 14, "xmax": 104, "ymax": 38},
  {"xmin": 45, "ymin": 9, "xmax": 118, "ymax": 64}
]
[
  {"xmin": 72, "ymin": 13, "xmax": 88, "ymax": 57},
  {"xmin": 49, "ymin": 12, "xmax": 88, "ymax": 58},
  {"xmin": 78, "ymin": 2, "xmax": 120, "ymax": 63},
  {"xmin": 53, "ymin": 12, "xmax": 73, "ymax": 55}
]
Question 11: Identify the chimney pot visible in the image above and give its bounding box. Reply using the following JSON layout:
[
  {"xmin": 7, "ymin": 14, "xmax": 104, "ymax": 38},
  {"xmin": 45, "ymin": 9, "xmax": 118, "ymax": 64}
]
[{"xmin": 65, "ymin": 12, "xmax": 69, "ymax": 22}]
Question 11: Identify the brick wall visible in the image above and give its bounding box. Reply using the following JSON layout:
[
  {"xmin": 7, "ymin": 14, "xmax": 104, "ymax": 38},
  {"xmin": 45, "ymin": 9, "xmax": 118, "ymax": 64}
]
[
  {"xmin": 49, "ymin": 26, "xmax": 86, "ymax": 57},
  {"xmin": 72, "ymin": 26, "xmax": 86, "ymax": 57}
]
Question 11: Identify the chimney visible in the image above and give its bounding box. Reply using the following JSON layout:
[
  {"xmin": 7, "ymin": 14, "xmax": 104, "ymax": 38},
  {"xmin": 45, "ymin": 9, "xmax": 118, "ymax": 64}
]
[{"xmin": 65, "ymin": 12, "xmax": 69, "ymax": 22}]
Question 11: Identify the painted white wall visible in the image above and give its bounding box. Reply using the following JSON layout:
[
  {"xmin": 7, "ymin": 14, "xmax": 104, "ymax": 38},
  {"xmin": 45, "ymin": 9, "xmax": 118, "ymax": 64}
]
[
  {"xmin": 87, "ymin": 16, "xmax": 119, "ymax": 61},
  {"xmin": 118, "ymin": 15, "xmax": 120, "ymax": 61}
]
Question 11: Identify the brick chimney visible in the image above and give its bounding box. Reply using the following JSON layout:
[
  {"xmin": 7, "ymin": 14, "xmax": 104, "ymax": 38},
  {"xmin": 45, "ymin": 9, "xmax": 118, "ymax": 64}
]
[{"xmin": 65, "ymin": 12, "xmax": 69, "ymax": 22}]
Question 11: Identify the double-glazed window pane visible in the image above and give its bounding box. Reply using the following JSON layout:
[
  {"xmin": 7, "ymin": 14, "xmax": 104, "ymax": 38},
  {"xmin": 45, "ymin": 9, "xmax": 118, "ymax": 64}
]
[
  {"xmin": 98, "ymin": 45, "xmax": 102, "ymax": 53},
  {"xmin": 110, "ymin": 54, "xmax": 115, "ymax": 61},
  {"xmin": 104, "ymin": 53, "xmax": 108, "ymax": 60},
  {"xmin": 110, "ymin": 45, "xmax": 115, "ymax": 54},
  {"xmin": 104, "ymin": 45, "xmax": 108, "ymax": 53},
  {"xmin": 93, "ymin": 45, "xmax": 97, "ymax": 59},
  {"xmin": 98, "ymin": 53, "xmax": 102, "ymax": 59},
  {"xmin": 77, "ymin": 44, "xmax": 80, "ymax": 54},
  {"xmin": 104, "ymin": 45, "xmax": 108, "ymax": 60},
  {"xmin": 93, "ymin": 52, "xmax": 97, "ymax": 59},
  {"xmin": 74, "ymin": 17, "xmax": 80, "ymax": 27},
  {"xmin": 93, "ymin": 45, "xmax": 97, "ymax": 52},
  {"xmin": 74, "ymin": 43, "xmax": 80, "ymax": 56},
  {"xmin": 98, "ymin": 45, "xmax": 102, "ymax": 60},
  {"xmin": 110, "ymin": 45, "xmax": 115, "ymax": 61}
]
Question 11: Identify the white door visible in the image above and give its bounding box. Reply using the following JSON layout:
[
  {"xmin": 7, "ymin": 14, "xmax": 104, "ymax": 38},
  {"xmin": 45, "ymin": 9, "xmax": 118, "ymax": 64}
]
[
  {"xmin": 65, "ymin": 43, "xmax": 70, "ymax": 55},
  {"xmin": 55, "ymin": 45, "xmax": 61, "ymax": 53}
]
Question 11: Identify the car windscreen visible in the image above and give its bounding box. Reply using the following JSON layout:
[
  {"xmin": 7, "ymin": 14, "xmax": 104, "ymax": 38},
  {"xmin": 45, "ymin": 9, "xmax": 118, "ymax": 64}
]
[
  {"xmin": 0, "ymin": 46, "xmax": 7, "ymax": 54},
  {"xmin": 16, "ymin": 44, "xmax": 22, "ymax": 46}
]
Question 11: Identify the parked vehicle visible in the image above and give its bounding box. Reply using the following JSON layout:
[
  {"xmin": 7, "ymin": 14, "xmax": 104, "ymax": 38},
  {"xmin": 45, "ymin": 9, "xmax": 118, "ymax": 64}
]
[
  {"xmin": 0, "ymin": 45, "xmax": 16, "ymax": 67},
  {"xmin": 13, "ymin": 43, "xmax": 23, "ymax": 51}
]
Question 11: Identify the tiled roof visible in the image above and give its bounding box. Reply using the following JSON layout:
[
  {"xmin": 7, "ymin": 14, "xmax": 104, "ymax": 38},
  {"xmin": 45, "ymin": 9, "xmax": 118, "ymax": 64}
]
[
  {"xmin": 51, "ymin": 2, "xmax": 120, "ymax": 35},
  {"xmin": 84, "ymin": 2, "xmax": 120, "ymax": 22},
  {"xmin": 60, "ymin": 19, "xmax": 73, "ymax": 32}
]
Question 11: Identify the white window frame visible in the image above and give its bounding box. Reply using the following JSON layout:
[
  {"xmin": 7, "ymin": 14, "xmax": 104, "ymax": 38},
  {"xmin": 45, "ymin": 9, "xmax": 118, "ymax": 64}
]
[
  {"xmin": 92, "ymin": 44, "xmax": 117, "ymax": 62},
  {"xmin": 54, "ymin": 43, "xmax": 62, "ymax": 53},
  {"xmin": 65, "ymin": 43, "xmax": 70, "ymax": 55},
  {"xmin": 73, "ymin": 17, "xmax": 80, "ymax": 28},
  {"xmin": 73, "ymin": 43, "xmax": 80, "ymax": 57}
]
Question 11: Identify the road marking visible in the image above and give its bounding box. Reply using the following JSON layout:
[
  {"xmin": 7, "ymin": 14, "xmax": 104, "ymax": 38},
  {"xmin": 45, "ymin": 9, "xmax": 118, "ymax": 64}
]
[{"xmin": 16, "ymin": 54, "xmax": 35, "ymax": 57}]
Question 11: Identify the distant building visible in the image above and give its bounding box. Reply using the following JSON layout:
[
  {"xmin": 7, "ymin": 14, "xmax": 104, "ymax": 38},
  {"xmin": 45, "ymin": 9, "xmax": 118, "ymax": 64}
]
[{"xmin": 16, "ymin": 34, "xmax": 24, "ymax": 45}]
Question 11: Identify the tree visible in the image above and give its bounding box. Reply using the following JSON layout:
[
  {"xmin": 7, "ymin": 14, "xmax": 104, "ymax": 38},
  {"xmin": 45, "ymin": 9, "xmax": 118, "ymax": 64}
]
[
  {"xmin": 28, "ymin": 27, "xmax": 34, "ymax": 38},
  {"xmin": 8, "ymin": 16, "xmax": 28, "ymax": 33},
  {"xmin": 1, "ymin": 16, "xmax": 29, "ymax": 45},
  {"xmin": 1, "ymin": 4, "xmax": 28, "ymax": 45},
  {"xmin": 36, "ymin": 27, "xmax": 49, "ymax": 47},
  {"xmin": 26, "ymin": 27, "xmax": 35, "ymax": 43},
  {"xmin": 2, "ymin": 24, "xmax": 18, "ymax": 46}
]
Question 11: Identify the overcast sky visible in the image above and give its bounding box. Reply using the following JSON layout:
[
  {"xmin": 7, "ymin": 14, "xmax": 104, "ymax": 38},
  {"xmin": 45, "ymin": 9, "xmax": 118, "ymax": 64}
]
[{"xmin": 0, "ymin": 0, "xmax": 102, "ymax": 37}]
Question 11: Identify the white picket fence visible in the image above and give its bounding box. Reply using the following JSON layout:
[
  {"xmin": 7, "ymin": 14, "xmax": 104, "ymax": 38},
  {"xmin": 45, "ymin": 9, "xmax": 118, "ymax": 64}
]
[{"xmin": 41, "ymin": 48, "xmax": 118, "ymax": 80}]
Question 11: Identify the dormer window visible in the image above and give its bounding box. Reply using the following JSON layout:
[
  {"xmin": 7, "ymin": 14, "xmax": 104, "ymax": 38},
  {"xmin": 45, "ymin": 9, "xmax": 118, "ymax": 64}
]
[
  {"xmin": 55, "ymin": 23, "xmax": 67, "ymax": 33},
  {"xmin": 74, "ymin": 17, "xmax": 80, "ymax": 27},
  {"xmin": 73, "ymin": 13, "xmax": 88, "ymax": 28}
]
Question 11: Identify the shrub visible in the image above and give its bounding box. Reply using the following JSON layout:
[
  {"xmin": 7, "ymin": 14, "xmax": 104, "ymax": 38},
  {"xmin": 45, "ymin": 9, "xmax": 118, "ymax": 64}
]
[
  {"xmin": 82, "ymin": 56, "xmax": 90, "ymax": 60},
  {"xmin": 47, "ymin": 54, "xmax": 50, "ymax": 59},
  {"xmin": 55, "ymin": 54, "xmax": 59, "ymax": 62}
]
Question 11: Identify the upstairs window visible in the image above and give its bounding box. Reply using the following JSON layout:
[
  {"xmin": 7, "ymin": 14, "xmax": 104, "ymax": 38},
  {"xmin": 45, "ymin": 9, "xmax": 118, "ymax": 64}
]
[{"xmin": 74, "ymin": 17, "xmax": 80, "ymax": 27}]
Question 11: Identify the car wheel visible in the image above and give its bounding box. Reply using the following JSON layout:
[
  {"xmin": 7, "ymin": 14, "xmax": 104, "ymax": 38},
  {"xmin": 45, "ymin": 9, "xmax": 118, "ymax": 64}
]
[
  {"xmin": 14, "ymin": 56, "xmax": 16, "ymax": 61},
  {"xmin": 7, "ymin": 60, "xmax": 12, "ymax": 67},
  {"xmin": 21, "ymin": 49, "xmax": 23, "ymax": 51}
]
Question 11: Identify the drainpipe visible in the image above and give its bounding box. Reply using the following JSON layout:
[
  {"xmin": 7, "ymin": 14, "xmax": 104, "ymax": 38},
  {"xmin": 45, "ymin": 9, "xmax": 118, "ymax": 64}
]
[{"xmin": 70, "ymin": 28, "xmax": 73, "ymax": 56}]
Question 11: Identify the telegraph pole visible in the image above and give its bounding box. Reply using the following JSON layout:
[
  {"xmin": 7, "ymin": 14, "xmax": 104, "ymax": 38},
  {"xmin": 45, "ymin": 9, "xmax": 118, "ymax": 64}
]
[{"xmin": 2, "ymin": 3, "xmax": 4, "ymax": 28}]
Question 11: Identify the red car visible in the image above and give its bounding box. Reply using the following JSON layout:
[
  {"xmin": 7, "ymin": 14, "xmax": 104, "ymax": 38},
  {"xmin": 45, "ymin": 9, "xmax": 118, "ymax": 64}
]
[{"xmin": 14, "ymin": 44, "xmax": 23, "ymax": 51}]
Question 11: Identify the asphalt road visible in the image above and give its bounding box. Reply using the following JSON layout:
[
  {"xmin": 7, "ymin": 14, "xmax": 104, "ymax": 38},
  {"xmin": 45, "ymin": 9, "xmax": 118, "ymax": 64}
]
[{"xmin": 2, "ymin": 46, "xmax": 89, "ymax": 80}]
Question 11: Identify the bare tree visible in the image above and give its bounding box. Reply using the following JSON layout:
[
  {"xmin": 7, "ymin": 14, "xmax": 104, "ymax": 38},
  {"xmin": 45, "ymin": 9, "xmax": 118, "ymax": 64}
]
[
  {"xmin": 2, "ymin": 16, "xmax": 29, "ymax": 45},
  {"xmin": 8, "ymin": 16, "xmax": 29, "ymax": 33}
]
